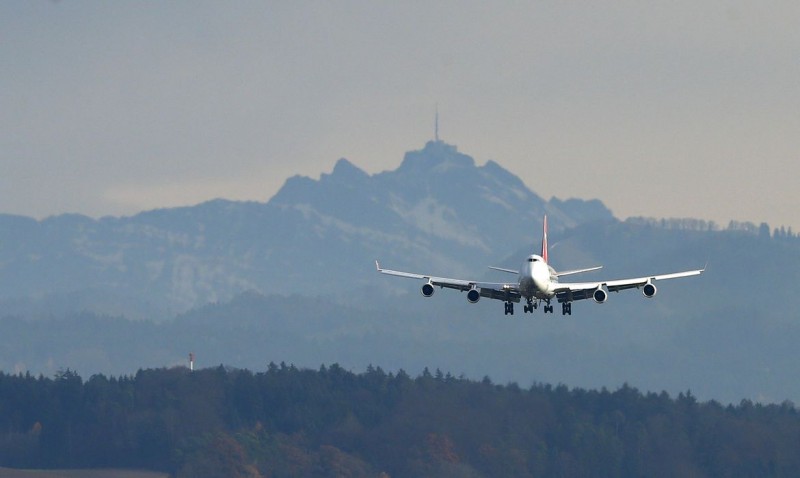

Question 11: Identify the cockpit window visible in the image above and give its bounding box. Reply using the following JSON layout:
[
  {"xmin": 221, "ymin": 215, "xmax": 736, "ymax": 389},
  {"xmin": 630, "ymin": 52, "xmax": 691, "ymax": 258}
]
[{"xmin": 528, "ymin": 257, "xmax": 537, "ymax": 262}]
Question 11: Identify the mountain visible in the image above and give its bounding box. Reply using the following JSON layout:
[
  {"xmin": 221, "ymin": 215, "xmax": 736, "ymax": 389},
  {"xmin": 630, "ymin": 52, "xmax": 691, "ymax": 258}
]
[
  {"xmin": 3, "ymin": 140, "xmax": 800, "ymax": 404},
  {"xmin": 0, "ymin": 140, "xmax": 612, "ymax": 318}
]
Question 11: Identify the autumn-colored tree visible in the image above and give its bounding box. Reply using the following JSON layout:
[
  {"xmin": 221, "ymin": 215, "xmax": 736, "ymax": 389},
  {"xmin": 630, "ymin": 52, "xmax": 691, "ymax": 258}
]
[{"xmin": 176, "ymin": 432, "xmax": 261, "ymax": 478}]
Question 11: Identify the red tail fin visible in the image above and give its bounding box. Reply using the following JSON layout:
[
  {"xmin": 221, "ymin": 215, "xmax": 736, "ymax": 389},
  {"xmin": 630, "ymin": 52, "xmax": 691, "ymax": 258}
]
[{"xmin": 541, "ymin": 215, "xmax": 548, "ymax": 263}]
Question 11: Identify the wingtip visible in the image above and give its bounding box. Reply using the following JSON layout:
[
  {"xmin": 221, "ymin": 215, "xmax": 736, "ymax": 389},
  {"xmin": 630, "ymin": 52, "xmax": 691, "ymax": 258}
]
[{"xmin": 375, "ymin": 260, "xmax": 381, "ymax": 271}]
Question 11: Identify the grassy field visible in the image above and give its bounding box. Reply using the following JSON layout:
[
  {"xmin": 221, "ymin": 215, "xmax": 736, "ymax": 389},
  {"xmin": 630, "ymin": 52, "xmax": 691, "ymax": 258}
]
[{"xmin": 0, "ymin": 468, "xmax": 168, "ymax": 478}]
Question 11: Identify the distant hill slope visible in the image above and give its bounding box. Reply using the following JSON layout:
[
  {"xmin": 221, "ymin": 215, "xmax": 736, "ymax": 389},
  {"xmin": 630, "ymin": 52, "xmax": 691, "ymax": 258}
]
[
  {"xmin": 0, "ymin": 141, "xmax": 612, "ymax": 318},
  {"xmin": 4, "ymin": 217, "xmax": 800, "ymax": 406},
  {"xmin": 0, "ymin": 468, "xmax": 167, "ymax": 478}
]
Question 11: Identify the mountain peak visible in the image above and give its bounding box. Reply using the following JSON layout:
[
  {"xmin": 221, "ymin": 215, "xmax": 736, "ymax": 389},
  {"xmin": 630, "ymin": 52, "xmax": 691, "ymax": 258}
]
[
  {"xmin": 397, "ymin": 141, "xmax": 475, "ymax": 175},
  {"xmin": 271, "ymin": 158, "xmax": 369, "ymax": 205},
  {"xmin": 330, "ymin": 158, "xmax": 369, "ymax": 181}
]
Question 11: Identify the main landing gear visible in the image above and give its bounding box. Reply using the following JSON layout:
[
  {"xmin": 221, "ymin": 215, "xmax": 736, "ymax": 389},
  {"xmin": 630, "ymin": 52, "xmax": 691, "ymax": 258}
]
[
  {"xmin": 522, "ymin": 299, "xmax": 554, "ymax": 314},
  {"xmin": 513, "ymin": 299, "xmax": 572, "ymax": 316},
  {"xmin": 523, "ymin": 299, "xmax": 537, "ymax": 314}
]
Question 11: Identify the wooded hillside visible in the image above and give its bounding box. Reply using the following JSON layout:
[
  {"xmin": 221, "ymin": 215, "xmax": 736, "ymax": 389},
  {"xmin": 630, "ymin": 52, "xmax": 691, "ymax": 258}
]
[{"xmin": 1, "ymin": 365, "xmax": 798, "ymax": 477}]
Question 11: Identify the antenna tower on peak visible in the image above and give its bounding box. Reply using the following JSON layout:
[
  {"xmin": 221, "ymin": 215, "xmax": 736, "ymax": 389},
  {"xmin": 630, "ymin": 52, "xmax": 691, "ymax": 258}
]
[{"xmin": 435, "ymin": 105, "xmax": 440, "ymax": 142}]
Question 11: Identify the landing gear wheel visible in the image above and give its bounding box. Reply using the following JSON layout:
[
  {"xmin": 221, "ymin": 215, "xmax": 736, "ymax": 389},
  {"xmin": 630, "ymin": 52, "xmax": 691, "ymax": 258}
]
[
  {"xmin": 504, "ymin": 302, "xmax": 514, "ymax": 315},
  {"xmin": 562, "ymin": 302, "xmax": 572, "ymax": 316},
  {"xmin": 524, "ymin": 300, "xmax": 535, "ymax": 314},
  {"xmin": 544, "ymin": 304, "xmax": 554, "ymax": 314}
]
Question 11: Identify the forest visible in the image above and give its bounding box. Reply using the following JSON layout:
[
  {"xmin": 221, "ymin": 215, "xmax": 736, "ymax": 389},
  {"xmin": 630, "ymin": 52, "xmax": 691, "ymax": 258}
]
[{"xmin": 1, "ymin": 364, "xmax": 799, "ymax": 477}]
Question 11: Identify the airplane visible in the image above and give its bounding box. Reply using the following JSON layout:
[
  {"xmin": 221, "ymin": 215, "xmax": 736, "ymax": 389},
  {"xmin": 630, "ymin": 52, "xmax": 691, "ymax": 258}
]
[{"xmin": 375, "ymin": 216, "xmax": 704, "ymax": 315}]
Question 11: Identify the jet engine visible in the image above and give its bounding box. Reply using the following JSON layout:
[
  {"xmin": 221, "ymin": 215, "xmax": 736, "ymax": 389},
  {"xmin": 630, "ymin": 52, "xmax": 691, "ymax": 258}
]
[
  {"xmin": 593, "ymin": 287, "xmax": 608, "ymax": 303},
  {"xmin": 467, "ymin": 289, "xmax": 480, "ymax": 303},
  {"xmin": 421, "ymin": 283, "xmax": 435, "ymax": 297},
  {"xmin": 642, "ymin": 282, "xmax": 657, "ymax": 298}
]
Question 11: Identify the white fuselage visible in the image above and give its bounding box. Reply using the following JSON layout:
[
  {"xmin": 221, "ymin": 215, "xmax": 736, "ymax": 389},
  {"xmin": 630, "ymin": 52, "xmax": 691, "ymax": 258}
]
[{"xmin": 518, "ymin": 254, "xmax": 557, "ymax": 300}]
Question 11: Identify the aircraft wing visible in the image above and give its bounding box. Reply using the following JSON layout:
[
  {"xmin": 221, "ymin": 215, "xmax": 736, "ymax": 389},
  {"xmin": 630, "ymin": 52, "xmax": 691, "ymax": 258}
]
[
  {"xmin": 553, "ymin": 268, "xmax": 705, "ymax": 302},
  {"xmin": 376, "ymin": 261, "xmax": 522, "ymax": 302}
]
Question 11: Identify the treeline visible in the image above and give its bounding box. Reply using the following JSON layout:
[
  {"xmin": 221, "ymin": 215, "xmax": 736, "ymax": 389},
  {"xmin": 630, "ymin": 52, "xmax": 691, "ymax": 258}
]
[
  {"xmin": 1, "ymin": 365, "xmax": 800, "ymax": 477},
  {"xmin": 626, "ymin": 216, "xmax": 799, "ymax": 240}
]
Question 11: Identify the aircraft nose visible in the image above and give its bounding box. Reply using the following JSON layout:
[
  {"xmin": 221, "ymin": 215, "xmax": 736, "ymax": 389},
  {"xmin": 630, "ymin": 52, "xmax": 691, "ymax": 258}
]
[
  {"xmin": 531, "ymin": 262, "xmax": 550, "ymax": 292},
  {"xmin": 532, "ymin": 275, "xmax": 548, "ymax": 292}
]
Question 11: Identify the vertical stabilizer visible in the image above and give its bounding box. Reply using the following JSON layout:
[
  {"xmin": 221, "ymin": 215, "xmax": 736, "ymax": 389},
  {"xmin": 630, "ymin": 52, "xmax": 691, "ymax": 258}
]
[{"xmin": 541, "ymin": 215, "xmax": 548, "ymax": 263}]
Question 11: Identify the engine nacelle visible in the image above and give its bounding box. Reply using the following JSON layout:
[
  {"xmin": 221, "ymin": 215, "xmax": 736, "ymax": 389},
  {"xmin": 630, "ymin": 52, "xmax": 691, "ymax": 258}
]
[
  {"xmin": 593, "ymin": 287, "xmax": 608, "ymax": 304},
  {"xmin": 421, "ymin": 283, "xmax": 435, "ymax": 297},
  {"xmin": 467, "ymin": 289, "xmax": 480, "ymax": 303},
  {"xmin": 642, "ymin": 282, "xmax": 657, "ymax": 298}
]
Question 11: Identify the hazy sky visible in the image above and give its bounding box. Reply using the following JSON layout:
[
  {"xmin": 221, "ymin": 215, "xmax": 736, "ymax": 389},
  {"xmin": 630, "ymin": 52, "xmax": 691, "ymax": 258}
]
[{"xmin": 3, "ymin": 2, "xmax": 800, "ymax": 229}]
